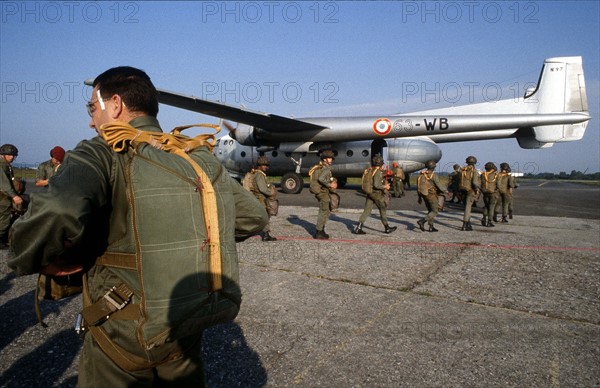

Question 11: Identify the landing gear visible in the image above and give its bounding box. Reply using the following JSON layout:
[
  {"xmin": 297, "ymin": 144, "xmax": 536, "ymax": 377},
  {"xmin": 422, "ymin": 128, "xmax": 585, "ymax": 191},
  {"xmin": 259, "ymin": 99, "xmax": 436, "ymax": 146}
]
[{"xmin": 280, "ymin": 172, "xmax": 304, "ymax": 194}]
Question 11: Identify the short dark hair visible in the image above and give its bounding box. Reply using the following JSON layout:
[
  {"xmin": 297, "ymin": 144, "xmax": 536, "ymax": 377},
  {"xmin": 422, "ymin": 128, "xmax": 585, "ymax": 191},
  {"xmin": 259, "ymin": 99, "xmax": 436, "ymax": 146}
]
[{"xmin": 93, "ymin": 66, "xmax": 159, "ymax": 117}]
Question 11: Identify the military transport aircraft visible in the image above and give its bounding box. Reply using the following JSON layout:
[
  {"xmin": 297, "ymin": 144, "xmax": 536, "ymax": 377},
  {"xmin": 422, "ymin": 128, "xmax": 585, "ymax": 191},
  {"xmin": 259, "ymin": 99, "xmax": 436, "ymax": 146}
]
[{"xmin": 89, "ymin": 56, "xmax": 591, "ymax": 193}]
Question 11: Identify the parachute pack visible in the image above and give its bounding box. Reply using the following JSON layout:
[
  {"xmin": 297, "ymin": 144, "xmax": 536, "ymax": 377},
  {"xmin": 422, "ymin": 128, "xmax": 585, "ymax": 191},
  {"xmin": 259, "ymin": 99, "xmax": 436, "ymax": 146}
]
[
  {"xmin": 80, "ymin": 122, "xmax": 241, "ymax": 371},
  {"xmin": 361, "ymin": 167, "xmax": 377, "ymax": 194}
]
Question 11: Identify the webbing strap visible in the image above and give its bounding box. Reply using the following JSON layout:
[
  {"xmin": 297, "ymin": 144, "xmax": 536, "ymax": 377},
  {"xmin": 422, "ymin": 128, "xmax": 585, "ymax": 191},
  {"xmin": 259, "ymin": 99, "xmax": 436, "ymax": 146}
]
[
  {"xmin": 96, "ymin": 252, "xmax": 136, "ymax": 270},
  {"xmin": 34, "ymin": 274, "xmax": 47, "ymax": 328},
  {"xmin": 82, "ymin": 277, "xmax": 173, "ymax": 371},
  {"xmin": 99, "ymin": 121, "xmax": 224, "ymax": 291}
]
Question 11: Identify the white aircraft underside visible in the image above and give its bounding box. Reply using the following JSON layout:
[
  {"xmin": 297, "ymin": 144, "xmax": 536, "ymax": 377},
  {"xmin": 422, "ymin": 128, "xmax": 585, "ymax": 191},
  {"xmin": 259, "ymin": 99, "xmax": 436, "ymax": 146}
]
[{"xmin": 87, "ymin": 56, "xmax": 591, "ymax": 193}]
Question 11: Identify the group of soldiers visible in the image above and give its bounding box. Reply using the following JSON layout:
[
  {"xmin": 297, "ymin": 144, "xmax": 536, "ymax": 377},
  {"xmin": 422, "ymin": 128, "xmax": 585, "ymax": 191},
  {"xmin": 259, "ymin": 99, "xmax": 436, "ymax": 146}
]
[
  {"xmin": 0, "ymin": 144, "xmax": 66, "ymax": 248},
  {"xmin": 416, "ymin": 156, "xmax": 518, "ymax": 233},
  {"xmin": 244, "ymin": 152, "xmax": 518, "ymax": 240}
]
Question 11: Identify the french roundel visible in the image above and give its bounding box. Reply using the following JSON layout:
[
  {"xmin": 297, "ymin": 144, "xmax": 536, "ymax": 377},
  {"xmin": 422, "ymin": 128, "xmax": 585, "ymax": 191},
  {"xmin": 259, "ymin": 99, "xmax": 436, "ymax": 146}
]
[{"xmin": 373, "ymin": 118, "xmax": 392, "ymax": 136}]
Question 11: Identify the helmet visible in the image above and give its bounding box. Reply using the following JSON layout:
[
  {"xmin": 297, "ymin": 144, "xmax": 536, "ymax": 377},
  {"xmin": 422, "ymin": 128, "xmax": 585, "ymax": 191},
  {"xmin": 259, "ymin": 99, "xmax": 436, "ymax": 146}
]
[
  {"xmin": 465, "ymin": 155, "xmax": 477, "ymax": 165},
  {"xmin": 453, "ymin": 164, "xmax": 460, "ymax": 170},
  {"xmin": 256, "ymin": 156, "xmax": 270, "ymax": 166},
  {"xmin": 320, "ymin": 150, "xmax": 335, "ymax": 160},
  {"xmin": 372, "ymin": 155, "xmax": 384, "ymax": 166},
  {"xmin": 425, "ymin": 160, "xmax": 436, "ymax": 170},
  {"xmin": 500, "ymin": 162, "xmax": 509, "ymax": 171},
  {"xmin": 484, "ymin": 162, "xmax": 496, "ymax": 171},
  {"xmin": 0, "ymin": 144, "xmax": 18, "ymax": 156}
]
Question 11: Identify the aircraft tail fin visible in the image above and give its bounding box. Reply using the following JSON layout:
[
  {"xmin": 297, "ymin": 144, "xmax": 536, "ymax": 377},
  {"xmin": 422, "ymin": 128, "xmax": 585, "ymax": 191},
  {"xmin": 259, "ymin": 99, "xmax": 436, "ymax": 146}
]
[{"xmin": 519, "ymin": 56, "xmax": 589, "ymax": 148}]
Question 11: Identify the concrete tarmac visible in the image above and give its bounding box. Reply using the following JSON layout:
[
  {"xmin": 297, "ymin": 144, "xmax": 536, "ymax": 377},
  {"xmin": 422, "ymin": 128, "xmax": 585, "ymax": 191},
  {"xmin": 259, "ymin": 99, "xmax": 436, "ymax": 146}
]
[{"xmin": 1, "ymin": 184, "xmax": 599, "ymax": 386}]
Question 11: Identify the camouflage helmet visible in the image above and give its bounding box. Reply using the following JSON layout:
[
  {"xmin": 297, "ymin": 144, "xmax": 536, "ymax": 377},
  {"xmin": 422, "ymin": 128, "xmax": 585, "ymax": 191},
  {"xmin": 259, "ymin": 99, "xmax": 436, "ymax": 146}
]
[
  {"xmin": 484, "ymin": 162, "xmax": 497, "ymax": 171},
  {"xmin": 0, "ymin": 144, "xmax": 18, "ymax": 156},
  {"xmin": 425, "ymin": 160, "xmax": 437, "ymax": 170},
  {"xmin": 320, "ymin": 149, "xmax": 335, "ymax": 160},
  {"xmin": 465, "ymin": 155, "xmax": 477, "ymax": 165},
  {"xmin": 372, "ymin": 155, "xmax": 384, "ymax": 166},
  {"xmin": 256, "ymin": 156, "xmax": 270, "ymax": 166},
  {"xmin": 500, "ymin": 162, "xmax": 510, "ymax": 171}
]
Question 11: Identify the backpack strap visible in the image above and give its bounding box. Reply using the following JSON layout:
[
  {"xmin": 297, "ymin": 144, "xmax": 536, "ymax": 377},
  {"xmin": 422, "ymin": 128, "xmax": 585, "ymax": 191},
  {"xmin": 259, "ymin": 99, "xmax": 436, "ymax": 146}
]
[{"xmin": 99, "ymin": 121, "xmax": 224, "ymax": 291}]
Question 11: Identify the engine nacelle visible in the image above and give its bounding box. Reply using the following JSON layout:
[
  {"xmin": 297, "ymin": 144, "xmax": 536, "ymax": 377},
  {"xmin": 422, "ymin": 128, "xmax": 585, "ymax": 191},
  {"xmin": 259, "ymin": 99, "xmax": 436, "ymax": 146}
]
[
  {"xmin": 387, "ymin": 137, "xmax": 442, "ymax": 172},
  {"xmin": 231, "ymin": 124, "xmax": 256, "ymax": 146}
]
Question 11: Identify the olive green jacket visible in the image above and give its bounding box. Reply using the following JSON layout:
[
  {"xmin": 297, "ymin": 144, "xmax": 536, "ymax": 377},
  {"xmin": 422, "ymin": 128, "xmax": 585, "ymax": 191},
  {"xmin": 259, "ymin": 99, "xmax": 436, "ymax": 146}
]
[
  {"xmin": 36, "ymin": 160, "xmax": 56, "ymax": 182},
  {"xmin": 0, "ymin": 158, "xmax": 18, "ymax": 206}
]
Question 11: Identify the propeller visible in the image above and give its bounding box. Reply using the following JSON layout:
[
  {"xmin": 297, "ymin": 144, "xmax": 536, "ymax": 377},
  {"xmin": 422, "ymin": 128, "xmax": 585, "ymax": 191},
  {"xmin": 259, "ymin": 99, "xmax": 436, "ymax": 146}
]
[{"xmin": 222, "ymin": 120, "xmax": 237, "ymax": 139}]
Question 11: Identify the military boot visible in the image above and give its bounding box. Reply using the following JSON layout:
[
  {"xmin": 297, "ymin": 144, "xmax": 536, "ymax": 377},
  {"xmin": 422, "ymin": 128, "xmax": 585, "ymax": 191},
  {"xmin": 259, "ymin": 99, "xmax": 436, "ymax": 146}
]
[
  {"xmin": 417, "ymin": 219, "xmax": 426, "ymax": 232},
  {"xmin": 486, "ymin": 220, "xmax": 495, "ymax": 227},
  {"xmin": 481, "ymin": 216, "xmax": 487, "ymax": 226},
  {"xmin": 460, "ymin": 221, "xmax": 468, "ymax": 231},
  {"xmin": 493, "ymin": 214, "xmax": 499, "ymax": 223},
  {"xmin": 501, "ymin": 216, "xmax": 508, "ymax": 223},
  {"xmin": 509, "ymin": 210, "xmax": 513, "ymax": 219},
  {"xmin": 384, "ymin": 225, "xmax": 397, "ymax": 234},
  {"xmin": 314, "ymin": 230, "xmax": 329, "ymax": 240},
  {"xmin": 261, "ymin": 232, "xmax": 277, "ymax": 241},
  {"xmin": 352, "ymin": 223, "xmax": 366, "ymax": 235},
  {"xmin": 429, "ymin": 224, "xmax": 438, "ymax": 232},
  {"xmin": 466, "ymin": 222, "xmax": 473, "ymax": 231}
]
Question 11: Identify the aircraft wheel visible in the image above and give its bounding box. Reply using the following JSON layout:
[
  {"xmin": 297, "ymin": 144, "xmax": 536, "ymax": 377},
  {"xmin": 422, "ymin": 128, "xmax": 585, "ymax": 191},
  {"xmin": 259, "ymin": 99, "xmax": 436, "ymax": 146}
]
[{"xmin": 281, "ymin": 172, "xmax": 303, "ymax": 194}]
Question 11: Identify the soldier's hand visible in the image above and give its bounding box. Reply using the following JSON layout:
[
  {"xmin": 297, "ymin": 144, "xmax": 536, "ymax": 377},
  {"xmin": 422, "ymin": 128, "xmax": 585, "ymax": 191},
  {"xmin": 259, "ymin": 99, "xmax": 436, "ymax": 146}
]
[{"xmin": 12, "ymin": 195, "xmax": 23, "ymax": 206}]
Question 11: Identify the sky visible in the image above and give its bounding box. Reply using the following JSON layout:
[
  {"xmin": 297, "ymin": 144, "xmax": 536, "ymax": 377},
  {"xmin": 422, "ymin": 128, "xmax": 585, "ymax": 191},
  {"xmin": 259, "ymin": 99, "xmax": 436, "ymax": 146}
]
[{"xmin": 1, "ymin": 1, "xmax": 598, "ymax": 174}]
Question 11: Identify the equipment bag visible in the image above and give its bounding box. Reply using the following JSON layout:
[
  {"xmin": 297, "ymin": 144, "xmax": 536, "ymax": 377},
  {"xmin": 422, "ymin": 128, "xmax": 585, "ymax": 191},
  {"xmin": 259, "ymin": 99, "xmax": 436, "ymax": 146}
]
[
  {"xmin": 361, "ymin": 167, "xmax": 376, "ymax": 194},
  {"xmin": 242, "ymin": 170, "xmax": 256, "ymax": 192},
  {"xmin": 35, "ymin": 266, "xmax": 84, "ymax": 327},
  {"xmin": 481, "ymin": 171, "xmax": 498, "ymax": 194},
  {"xmin": 308, "ymin": 164, "xmax": 322, "ymax": 194},
  {"xmin": 459, "ymin": 166, "xmax": 474, "ymax": 191}
]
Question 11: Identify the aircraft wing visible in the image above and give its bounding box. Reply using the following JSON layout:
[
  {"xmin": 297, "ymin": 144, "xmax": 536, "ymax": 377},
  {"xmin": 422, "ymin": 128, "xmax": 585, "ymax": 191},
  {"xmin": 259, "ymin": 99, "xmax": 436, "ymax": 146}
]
[{"xmin": 157, "ymin": 88, "xmax": 328, "ymax": 132}]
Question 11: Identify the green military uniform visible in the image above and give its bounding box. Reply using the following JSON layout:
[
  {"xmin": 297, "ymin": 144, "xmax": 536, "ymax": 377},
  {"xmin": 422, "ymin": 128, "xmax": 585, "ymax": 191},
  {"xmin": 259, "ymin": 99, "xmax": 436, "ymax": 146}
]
[
  {"xmin": 251, "ymin": 168, "xmax": 276, "ymax": 240},
  {"xmin": 447, "ymin": 164, "xmax": 461, "ymax": 203},
  {"xmin": 36, "ymin": 159, "xmax": 57, "ymax": 183},
  {"xmin": 480, "ymin": 164, "xmax": 500, "ymax": 227},
  {"xmin": 8, "ymin": 116, "xmax": 268, "ymax": 386},
  {"xmin": 0, "ymin": 157, "xmax": 19, "ymax": 242},
  {"xmin": 310, "ymin": 161, "xmax": 335, "ymax": 238},
  {"xmin": 353, "ymin": 155, "xmax": 397, "ymax": 235},
  {"xmin": 459, "ymin": 161, "xmax": 480, "ymax": 231},
  {"xmin": 495, "ymin": 165, "xmax": 516, "ymax": 222},
  {"xmin": 357, "ymin": 168, "xmax": 392, "ymax": 227},
  {"xmin": 391, "ymin": 165, "xmax": 405, "ymax": 198},
  {"xmin": 417, "ymin": 167, "xmax": 447, "ymax": 231}
]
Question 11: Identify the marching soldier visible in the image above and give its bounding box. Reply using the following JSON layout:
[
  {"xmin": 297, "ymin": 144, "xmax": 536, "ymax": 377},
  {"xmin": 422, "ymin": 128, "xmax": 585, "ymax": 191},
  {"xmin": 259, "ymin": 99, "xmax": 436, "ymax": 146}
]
[
  {"xmin": 416, "ymin": 160, "xmax": 447, "ymax": 232},
  {"xmin": 480, "ymin": 162, "xmax": 500, "ymax": 227},
  {"xmin": 495, "ymin": 162, "xmax": 515, "ymax": 223},
  {"xmin": 391, "ymin": 162, "xmax": 405, "ymax": 198},
  {"xmin": 251, "ymin": 156, "xmax": 277, "ymax": 241},
  {"xmin": 459, "ymin": 155, "xmax": 480, "ymax": 231},
  {"xmin": 507, "ymin": 164, "xmax": 518, "ymax": 219},
  {"xmin": 352, "ymin": 155, "xmax": 397, "ymax": 235},
  {"xmin": 309, "ymin": 150, "xmax": 337, "ymax": 239},
  {"xmin": 447, "ymin": 164, "xmax": 461, "ymax": 203}
]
